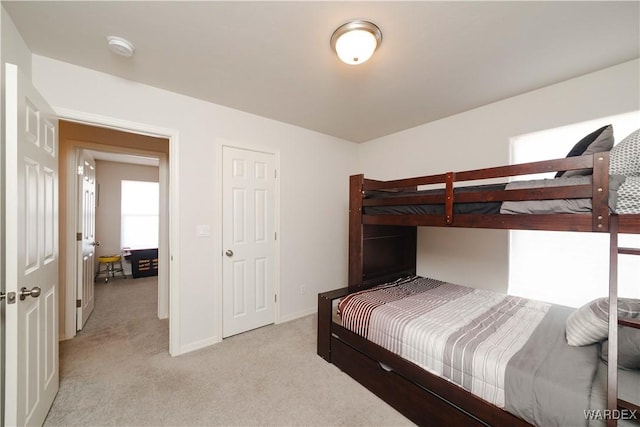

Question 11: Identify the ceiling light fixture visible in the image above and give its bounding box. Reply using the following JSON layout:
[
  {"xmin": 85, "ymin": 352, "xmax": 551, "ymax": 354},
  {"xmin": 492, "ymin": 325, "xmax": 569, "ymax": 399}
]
[
  {"xmin": 330, "ymin": 20, "xmax": 382, "ymax": 65},
  {"xmin": 106, "ymin": 36, "xmax": 135, "ymax": 57}
]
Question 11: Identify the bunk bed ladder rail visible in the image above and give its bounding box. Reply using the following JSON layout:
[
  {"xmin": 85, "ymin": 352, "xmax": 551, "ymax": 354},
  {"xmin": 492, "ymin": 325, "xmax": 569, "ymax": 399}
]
[
  {"xmin": 445, "ymin": 172, "xmax": 454, "ymax": 224},
  {"xmin": 593, "ymin": 153, "xmax": 610, "ymax": 232},
  {"xmin": 608, "ymin": 214, "xmax": 640, "ymax": 427}
]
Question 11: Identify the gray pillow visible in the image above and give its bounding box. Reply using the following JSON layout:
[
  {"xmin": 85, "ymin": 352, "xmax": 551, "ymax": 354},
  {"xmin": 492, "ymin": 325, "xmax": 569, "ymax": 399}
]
[
  {"xmin": 500, "ymin": 177, "xmax": 593, "ymax": 214},
  {"xmin": 566, "ymin": 297, "xmax": 640, "ymax": 346},
  {"xmin": 601, "ymin": 326, "xmax": 640, "ymax": 370},
  {"xmin": 558, "ymin": 125, "xmax": 614, "ymax": 178},
  {"xmin": 608, "ymin": 174, "xmax": 626, "ymax": 212}
]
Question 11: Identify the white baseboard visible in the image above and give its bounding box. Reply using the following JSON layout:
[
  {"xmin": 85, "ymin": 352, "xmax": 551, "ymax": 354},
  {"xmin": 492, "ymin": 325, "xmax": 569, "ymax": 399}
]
[
  {"xmin": 176, "ymin": 335, "xmax": 221, "ymax": 356},
  {"xmin": 58, "ymin": 333, "xmax": 73, "ymax": 342},
  {"xmin": 277, "ymin": 306, "xmax": 316, "ymax": 324},
  {"xmin": 175, "ymin": 307, "xmax": 316, "ymax": 356}
]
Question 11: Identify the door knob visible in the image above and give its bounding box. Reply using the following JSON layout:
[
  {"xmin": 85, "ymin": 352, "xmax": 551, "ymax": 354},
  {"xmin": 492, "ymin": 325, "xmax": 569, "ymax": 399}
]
[
  {"xmin": 225, "ymin": 250, "xmax": 234, "ymax": 257},
  {"xmin": 91, "ymin": 241, "xmax": 101, "ymax": 247},
  {"xmin": 20, "ymin": 286, "xmax": 41, "ymax": 301}
]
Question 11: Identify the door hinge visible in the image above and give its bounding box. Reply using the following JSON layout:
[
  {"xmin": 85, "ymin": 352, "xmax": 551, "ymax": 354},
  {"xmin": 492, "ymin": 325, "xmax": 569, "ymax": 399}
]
[
  {"xmin": 274, "ymin": 294, "xmax": 277, "ymax": 303},
  {"xmin": 274, "ymin": 169, "xmax": 277, "ymax": 179},
  {"xmin": 1, "ymin": 292, "xmax": 17, "ymax": 304},
  {"xmin": 76, "ymin": 299, "xmax": 82, "ymax": 308},
  {"xmin": 76, "ymin": 232, "xmax": 82, "ymax": 241},
  {"xmin": 275, "ymin": 231, "xmax": 277, "ymax": 240}
]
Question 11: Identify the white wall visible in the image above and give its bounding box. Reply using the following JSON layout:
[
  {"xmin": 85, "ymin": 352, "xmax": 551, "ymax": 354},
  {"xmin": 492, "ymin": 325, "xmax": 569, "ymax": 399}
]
[
  {"xmin": 95, "ymin": 160, "xmax": 159, "ymax": 275},
  {"xmin": 32, "ymin": 55, "xmax": 357, "ymax": 354},
  {"xmin": 358, "ymin": 59, "xmax": 640, "ymax": 293},
  {"xmin": 1, "ymin": 6, "xmax": 31, "ymax": 78}
]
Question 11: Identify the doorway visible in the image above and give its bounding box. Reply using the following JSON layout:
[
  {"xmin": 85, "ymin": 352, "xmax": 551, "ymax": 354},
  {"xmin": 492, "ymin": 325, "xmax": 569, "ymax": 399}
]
[
  {"xmin": 85, "ymin": 151, "xmax": 162, "ymax": 327},
  {"xmin": 59, "ymin": 121, "xmax": 172, "ymax": 347}
]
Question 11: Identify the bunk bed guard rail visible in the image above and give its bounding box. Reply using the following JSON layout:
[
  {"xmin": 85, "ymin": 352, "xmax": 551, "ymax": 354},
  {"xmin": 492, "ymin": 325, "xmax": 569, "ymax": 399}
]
[{"xmin": 355, "ymin": 151, "xmax": 610, "ymax": 232}]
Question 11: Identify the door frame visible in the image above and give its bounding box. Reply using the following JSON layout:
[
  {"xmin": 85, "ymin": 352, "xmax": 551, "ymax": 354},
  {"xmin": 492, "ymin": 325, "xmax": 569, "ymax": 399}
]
[
  {"xmin": 216, "ymin": 141, "xmax": 281, "ymax": 340},
  {"xmin": 56, "ymin": 107, "xmax": 181, "ymax": 356}
]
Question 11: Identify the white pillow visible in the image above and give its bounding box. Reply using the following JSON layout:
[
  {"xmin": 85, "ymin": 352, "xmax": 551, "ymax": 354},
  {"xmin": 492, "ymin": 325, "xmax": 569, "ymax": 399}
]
[
  {"xmin": 566, "ymin": 297, "xmax": 640, "ymax": 346},
  {"xmin": 610, "ymin": 128, "xmax": 640, "ymax": 176}
]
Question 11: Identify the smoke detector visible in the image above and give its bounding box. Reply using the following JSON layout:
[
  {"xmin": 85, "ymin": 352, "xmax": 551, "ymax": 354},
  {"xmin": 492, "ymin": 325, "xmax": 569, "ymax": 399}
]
[{"xmin": 106, "ymin": 36, "xmax": 135, "ymax": 57}]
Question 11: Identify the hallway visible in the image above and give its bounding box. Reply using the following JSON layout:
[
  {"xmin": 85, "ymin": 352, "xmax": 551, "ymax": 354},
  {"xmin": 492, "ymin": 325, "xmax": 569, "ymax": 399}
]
[{"xmin": 45, "ymin": 276, "xmax": 169, "ymax": 425}]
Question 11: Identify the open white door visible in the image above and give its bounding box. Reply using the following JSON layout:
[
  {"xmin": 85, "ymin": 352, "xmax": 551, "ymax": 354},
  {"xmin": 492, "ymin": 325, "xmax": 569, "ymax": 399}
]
[
  {"xmin": 4, "ymin": 63, "xmax": 59, "ymax": 426},
  {"xmin": 76, "ymin": 149, "xmax": 97, "ymax": 330},
  {"xmin": 222, "ymin": 146, "xmax": 276, "ymax": 338}
]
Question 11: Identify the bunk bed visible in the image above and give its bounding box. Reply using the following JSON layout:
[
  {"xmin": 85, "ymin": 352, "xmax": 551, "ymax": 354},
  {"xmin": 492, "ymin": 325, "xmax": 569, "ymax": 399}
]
[{"xmin": 317, "ymin": 127, "xmax": 640, "ymax": 427}]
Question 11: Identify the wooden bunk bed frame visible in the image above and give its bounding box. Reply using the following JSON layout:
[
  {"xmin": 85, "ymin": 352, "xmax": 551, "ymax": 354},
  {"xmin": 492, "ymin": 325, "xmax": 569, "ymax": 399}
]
[{"xmin": 317, "ymin": 151, "xmax": 640, "ymax": 427}]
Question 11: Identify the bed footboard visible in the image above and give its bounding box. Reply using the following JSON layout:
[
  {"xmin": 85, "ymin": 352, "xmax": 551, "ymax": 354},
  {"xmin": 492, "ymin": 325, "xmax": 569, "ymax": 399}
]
[{"xmin": 317, "ymin": 287, "xmax": 349, "ymax": 361}]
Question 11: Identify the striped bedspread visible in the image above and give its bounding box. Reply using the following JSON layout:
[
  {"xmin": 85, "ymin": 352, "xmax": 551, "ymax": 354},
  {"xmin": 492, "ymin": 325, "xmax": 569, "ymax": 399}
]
[{"xmin": 338, "ymin": 276, "xmax": 551, "ymax": 408}]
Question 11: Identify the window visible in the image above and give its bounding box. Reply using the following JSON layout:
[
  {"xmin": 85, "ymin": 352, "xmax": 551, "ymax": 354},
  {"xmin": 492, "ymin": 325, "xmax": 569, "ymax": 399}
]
[
  {"xmin": 508, "ymin": 111, "xmax": 640, "ymax": 307},
  {"xmin": 121, "ymin": 180, "xmax": 159, "ymax": 250}
]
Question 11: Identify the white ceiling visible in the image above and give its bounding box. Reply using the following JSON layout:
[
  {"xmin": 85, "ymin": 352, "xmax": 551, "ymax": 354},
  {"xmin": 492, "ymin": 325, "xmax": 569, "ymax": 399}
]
[{"xmin": 4, "ymin": 1, "xmax": 639, "ymax": 143}]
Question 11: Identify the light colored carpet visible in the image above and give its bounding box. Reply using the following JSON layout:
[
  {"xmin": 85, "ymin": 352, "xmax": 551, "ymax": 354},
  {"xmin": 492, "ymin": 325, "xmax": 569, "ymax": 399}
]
[{"xmin": 44, "ymin": 276, "xmax": 413, "ymax": 426}]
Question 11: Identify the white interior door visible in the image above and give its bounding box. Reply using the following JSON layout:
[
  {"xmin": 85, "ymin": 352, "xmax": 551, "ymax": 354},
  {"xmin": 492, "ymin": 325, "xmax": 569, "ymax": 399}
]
[
  {"xmin": 76, "ymin": 149, "xmax": 96, "ymax": 330},
  {"xmin": 222, "ymin": 146, "xmax": 276, "ymax": 338},
  {"xmin": 4, "ymin": 63, "xmax": 59, "ymax": 426}
]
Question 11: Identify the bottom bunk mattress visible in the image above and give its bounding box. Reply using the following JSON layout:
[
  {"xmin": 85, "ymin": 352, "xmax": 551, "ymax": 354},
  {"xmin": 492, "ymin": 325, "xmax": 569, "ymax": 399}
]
[{"xmin": 337, "ymin": 276, "xmax": 602, "ymax": 427}]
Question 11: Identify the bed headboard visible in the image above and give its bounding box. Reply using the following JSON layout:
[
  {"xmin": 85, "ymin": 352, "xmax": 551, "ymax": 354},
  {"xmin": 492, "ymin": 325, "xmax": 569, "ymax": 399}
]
[{"xmin": 349, "ymin": 174, "xmax": 417, "ymax": 291}]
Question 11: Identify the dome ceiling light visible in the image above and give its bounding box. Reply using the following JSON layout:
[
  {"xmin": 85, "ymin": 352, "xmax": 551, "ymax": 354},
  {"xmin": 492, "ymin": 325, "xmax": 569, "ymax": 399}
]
[
  {"xmin": 330, "ymin": 20, "xmax": 382, "ymax": 65},
  {"xmin": 106, "ymin": 36, "xmax": 135, "ymax": 57}
]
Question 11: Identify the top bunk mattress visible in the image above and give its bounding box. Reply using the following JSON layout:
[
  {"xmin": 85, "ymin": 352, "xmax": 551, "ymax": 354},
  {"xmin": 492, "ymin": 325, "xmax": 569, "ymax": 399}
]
[
  {"xmin": 363, "ymin": 174, "xmax": 636, "ymax": 215},
  {"xmin": 364, "ymin": 183, "xmax": 505, "ymax": 215}
]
